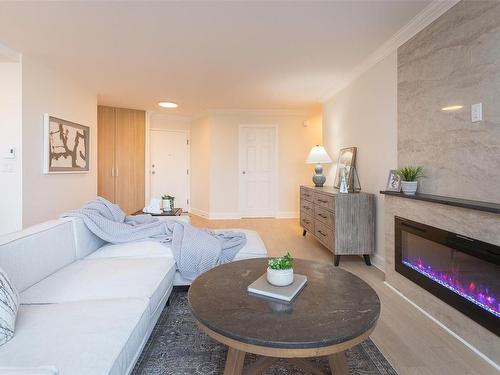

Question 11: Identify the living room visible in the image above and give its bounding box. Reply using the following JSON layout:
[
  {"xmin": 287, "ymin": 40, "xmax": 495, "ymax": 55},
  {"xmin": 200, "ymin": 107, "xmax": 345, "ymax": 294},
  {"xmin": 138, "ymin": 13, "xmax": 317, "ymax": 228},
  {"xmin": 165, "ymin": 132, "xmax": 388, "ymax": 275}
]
[{"xmin": 0, "ymin": 1, "xmax": 498, "ymax": 374}]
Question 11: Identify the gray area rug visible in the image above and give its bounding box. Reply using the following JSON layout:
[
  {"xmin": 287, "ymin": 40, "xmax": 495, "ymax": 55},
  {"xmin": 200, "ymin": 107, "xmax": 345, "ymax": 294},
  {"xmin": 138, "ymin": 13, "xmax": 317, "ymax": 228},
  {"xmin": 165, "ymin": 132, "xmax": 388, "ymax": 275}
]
[{"xmin": 133, "ymin": 289, "xmax": 397, "ymax": 375}]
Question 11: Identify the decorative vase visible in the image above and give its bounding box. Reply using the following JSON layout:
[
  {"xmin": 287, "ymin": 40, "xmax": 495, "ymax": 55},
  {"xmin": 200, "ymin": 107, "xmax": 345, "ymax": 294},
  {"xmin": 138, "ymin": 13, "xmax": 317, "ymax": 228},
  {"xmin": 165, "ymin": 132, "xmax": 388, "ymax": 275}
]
[
  {"xmin": 267, "ymin": 267, "xmax": 294, "ymax": 287},
  {"xmin": 162, "ymin": 199, "xmax": 172, "ymax": 211},
  {"xmin": 401, "ymin": 181, "xmax": 418, "ymax": 195}
]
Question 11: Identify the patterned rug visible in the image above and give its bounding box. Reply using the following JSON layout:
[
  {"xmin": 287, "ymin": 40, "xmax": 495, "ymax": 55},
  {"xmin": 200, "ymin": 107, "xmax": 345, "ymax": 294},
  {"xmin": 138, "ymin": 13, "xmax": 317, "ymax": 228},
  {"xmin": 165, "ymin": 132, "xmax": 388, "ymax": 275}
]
[{"xmin": 133, "ymin": 289, "xmax": 397, "ymax": 375}]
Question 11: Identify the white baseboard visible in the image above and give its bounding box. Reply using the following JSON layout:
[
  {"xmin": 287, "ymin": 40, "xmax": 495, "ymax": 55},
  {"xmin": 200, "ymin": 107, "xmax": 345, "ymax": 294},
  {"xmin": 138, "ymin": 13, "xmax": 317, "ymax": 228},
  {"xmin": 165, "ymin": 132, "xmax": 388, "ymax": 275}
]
[
  {"xmin": 384, "ymin": 281, "xmax": 500, "ymax": 371},
  {"xmin": 370, "ymin": 253, "xmax": 385, "ymax": 272},
  {"xmin": 208, "ymin": 212, "xmax": 242, "ymax": 220},
  {"xmin": 276, "ymin": 211, "xmax": 299, "ymax": 219},
  {"xmin": 188, "ymin": 208, "xmax": 209, "ymax": 218}
]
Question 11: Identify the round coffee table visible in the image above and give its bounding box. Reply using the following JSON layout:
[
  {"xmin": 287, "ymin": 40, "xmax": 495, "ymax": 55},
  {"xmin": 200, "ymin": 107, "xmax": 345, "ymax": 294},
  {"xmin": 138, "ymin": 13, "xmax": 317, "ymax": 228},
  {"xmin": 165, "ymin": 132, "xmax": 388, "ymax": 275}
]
[{"xmin": 188, "ymin": 258, "xmax": 380, "ymax": 375}]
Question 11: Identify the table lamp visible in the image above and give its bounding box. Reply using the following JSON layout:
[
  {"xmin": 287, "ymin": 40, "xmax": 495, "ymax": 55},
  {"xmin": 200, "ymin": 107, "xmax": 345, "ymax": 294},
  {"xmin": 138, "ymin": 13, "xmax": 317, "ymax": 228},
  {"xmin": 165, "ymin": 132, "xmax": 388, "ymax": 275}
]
[{"xmin": 306, "ymin": 145, "xmax": 332, "ymax": 187}]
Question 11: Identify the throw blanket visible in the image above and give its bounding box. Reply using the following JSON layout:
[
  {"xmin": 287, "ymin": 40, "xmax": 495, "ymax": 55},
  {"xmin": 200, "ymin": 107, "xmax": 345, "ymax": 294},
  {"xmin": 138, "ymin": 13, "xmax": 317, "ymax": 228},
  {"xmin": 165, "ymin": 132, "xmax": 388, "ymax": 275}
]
[{"xmin": 61, "ymin": 197, "xmax": 246, "ymax": 280}]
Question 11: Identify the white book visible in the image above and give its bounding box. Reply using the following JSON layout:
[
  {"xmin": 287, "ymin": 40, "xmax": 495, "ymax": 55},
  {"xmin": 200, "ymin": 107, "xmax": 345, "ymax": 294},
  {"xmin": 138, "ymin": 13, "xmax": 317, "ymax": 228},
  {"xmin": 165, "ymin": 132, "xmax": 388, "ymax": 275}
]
[{"xmin": 247, "ymin": 274, "xmax": 307, "ymax": 302}]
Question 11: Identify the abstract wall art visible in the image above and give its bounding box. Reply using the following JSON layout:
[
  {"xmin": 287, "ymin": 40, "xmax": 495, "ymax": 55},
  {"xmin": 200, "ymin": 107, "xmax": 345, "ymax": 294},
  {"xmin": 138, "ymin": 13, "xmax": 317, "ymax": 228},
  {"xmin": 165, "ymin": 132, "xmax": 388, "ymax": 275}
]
[{"xmin": 43, "ymin": 114, "xmax": 90, "ymax": 173}]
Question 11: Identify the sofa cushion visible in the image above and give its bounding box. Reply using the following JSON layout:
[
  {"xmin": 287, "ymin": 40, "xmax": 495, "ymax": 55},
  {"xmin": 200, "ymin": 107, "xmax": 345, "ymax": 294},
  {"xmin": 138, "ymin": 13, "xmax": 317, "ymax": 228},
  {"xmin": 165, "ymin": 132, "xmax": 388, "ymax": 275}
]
[
  {"xmin": 86, "ymin": 240, "xmax": 172, "ymax": 260},
  {"xmin": 62, "ymin": 217, "xmax": 107, "ymax": 259},
  {"xmin": 0, "ymin": 266, "xmax": 19, "ymax": 346},
  {"xmin": 0, "ymin": 299, "xmax": 149, "ymax": 375},
  {"xmin": 0, "ymin": 220, "xmax": 76, "ymax": 292},
  {"xmin": 227, "ymin": 229, "xmax": 267, "ymax": 259},
  {"xmin": 20, "ymin": 257, "xmax": 176, "ymax": 317}
]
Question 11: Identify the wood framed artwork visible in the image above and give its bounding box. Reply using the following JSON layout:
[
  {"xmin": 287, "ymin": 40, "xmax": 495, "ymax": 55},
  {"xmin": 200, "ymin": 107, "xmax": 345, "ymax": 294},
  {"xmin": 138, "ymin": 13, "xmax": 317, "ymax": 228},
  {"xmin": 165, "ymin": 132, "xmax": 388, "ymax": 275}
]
[
  {"xmin": 385, "ymin": 169, "xmax": 402, "ymax": 192},
  {"xmin": 333, "ymin": 147, "xmax": 357, "ymax": 189},
  {"xmin": 43, "ymin": 114, "xmax": 90, "ymax": 174}
]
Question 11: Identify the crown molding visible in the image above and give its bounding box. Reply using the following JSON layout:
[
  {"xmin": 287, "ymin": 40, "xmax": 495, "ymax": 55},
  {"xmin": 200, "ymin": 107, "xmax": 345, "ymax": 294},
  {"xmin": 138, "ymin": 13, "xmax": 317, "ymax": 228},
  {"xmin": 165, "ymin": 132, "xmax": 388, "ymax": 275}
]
[
  {"xmin": 207, "ymin": 108, "xmax": 318, "ymax": 117},
  {"xmin": 319, "ymin": 0, "xmax": 460, "ymax": 103}
]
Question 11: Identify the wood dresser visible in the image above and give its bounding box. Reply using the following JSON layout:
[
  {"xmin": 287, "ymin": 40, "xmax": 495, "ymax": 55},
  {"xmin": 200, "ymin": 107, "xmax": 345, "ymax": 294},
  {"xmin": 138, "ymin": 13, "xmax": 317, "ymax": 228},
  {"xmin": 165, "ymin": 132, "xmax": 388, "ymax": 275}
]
[{"xmin": 300, "ymin": 186, "xmax": 375, "ymax": 266}]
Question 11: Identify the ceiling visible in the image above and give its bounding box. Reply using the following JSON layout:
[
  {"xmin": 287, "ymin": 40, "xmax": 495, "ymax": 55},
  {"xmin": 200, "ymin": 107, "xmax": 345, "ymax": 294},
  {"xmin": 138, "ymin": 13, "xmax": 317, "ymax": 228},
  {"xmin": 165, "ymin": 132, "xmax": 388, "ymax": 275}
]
[{"xmin": 0, "ymin": 1, "xmax": 430, "ymax": 117}]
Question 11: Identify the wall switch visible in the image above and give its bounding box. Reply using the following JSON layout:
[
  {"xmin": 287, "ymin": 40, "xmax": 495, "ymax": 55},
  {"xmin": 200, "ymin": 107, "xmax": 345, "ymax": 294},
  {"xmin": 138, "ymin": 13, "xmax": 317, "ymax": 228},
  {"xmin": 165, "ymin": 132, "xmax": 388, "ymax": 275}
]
[
  {"xmin": 471, "ymin": 103, "xmax": 482, "ymax": 122},
  {"xmin": 3, "ymin": 146, "xmax": 15, "ymax": 159}
]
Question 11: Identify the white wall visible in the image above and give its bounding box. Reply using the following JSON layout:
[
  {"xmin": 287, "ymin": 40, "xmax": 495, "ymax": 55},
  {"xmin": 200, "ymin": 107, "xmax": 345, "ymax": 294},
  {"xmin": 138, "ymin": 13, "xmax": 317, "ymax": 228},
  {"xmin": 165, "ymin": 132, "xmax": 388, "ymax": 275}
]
[
  {"xmin": 322, "ymin": 51, "xmax": 397, "ymax": 270},
  {"xmin": 149, "ymin": 112, "xmax": 190, "ymax": 131},
  {"xmin": 188, "ymin": 110, "xmax": 321, "ymax": 219},
  {"xmin": 22, "ymin": 57, "xmax": 97, "ymax": 227},
  {"xmin": 189, "ymin": 116, "xmax": 210, "ymax": 216},
  {"xmin": 0, "ymin": 61, "xmax": 22, "ymax": 235}
]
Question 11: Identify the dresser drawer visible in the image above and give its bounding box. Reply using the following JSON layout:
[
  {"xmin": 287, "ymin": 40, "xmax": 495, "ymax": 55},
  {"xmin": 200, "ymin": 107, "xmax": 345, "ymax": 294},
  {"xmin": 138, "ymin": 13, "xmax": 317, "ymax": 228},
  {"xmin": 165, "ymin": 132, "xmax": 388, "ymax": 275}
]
[
  {"xmin": 315, "ymin": 206, "xmax": 335, "ymax": 228},
  {"xmin": 315, "ymin": 221, "xmax": 334, "ymax": 251},
  {"xmin": 300, "ymin": 212, "xmax": 314, "ymax": 232},
  {"xmin": 300, "ymin": 187, "xmax": 314, "ymax": 202},
  {"xmin": 313, "ymin": 192, "xmax": 335, "ymax": 211},
  {"xmin": 300, "ymin": 199, "xmax": 314, "ymax": 215}
]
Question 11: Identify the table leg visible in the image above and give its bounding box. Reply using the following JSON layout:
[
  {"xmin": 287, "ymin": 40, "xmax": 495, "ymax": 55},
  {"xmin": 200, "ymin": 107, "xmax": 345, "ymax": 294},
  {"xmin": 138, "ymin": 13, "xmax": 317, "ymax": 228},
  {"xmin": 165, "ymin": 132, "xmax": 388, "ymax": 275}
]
[
  {"xmin": 328, "ymin": 351, "xmax": 349, "ymax": 375},
  {"xmin": 224, "ymin": 347, "xmax": 246, "ymax": 375}
]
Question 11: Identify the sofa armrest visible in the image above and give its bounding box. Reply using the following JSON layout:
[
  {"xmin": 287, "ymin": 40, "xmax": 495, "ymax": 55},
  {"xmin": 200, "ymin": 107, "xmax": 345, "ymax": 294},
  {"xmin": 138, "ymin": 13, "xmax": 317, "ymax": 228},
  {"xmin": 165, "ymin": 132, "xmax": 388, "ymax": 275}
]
[{"xmin": 0, "ymin": 366, "xmax": 59, "ymax": 375}]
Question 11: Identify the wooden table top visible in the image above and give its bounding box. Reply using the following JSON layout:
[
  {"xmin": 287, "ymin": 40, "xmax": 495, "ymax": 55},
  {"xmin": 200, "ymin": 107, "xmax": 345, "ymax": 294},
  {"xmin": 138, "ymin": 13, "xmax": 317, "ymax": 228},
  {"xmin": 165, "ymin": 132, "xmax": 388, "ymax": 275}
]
[{"xmin": 188, "ymin": 258, "xmax": 380, "ymax": 349}]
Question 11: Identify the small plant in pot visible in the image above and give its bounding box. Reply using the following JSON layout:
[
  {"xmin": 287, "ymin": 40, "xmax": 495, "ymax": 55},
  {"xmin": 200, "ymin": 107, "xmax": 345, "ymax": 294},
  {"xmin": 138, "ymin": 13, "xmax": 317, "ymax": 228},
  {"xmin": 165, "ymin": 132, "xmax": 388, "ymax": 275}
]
[
  {"xmin": 267, "ymin": 253, "xmax": 294, "ymax": 286},
  {"xmin": 396, "ymin": 166, "xmax": 425, "ymax": 195}
]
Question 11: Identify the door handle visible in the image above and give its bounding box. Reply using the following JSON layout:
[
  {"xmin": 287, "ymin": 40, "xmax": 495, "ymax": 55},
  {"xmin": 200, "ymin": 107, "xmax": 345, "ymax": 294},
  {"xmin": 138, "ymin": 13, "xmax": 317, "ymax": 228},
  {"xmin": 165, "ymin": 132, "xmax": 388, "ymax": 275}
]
[{"xmin": 242, "ymin": 171, "xmax": 246, "ymax": 174}]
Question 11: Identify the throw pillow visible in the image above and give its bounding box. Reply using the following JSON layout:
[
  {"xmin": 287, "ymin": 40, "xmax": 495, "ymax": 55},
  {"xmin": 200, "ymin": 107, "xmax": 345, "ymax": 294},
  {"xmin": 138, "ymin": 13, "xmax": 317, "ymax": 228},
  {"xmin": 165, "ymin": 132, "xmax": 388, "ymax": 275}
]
[{"xmin": 0, "ymin": 266, "xmax": 19, "ymax": 346}]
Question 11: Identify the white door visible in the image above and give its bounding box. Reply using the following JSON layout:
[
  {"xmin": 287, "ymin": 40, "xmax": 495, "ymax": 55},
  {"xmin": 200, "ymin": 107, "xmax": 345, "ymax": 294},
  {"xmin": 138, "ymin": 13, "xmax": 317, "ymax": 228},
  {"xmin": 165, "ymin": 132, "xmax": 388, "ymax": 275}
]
[
  {"xmin": 150, "ymin": 130, "xmax": 189, "ymax": 211},
  {"xmin": 239, "ymin": 126, "xmax": 277, "ymax": 217}
]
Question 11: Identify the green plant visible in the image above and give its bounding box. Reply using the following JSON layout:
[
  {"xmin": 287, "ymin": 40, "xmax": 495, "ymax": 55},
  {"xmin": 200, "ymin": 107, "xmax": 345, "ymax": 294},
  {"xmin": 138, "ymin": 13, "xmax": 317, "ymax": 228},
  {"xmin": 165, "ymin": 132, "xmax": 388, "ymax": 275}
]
[
  {"xmin": 161, "ymin": 194, "xmax": 175, "ymax": 200},
  {"xmin": 268, "ymin": 252, "xmax": 293, "ymax": 270},
  {"xmin": 396, "ymin": 166, "xmax": 425, "ymax": 182}
]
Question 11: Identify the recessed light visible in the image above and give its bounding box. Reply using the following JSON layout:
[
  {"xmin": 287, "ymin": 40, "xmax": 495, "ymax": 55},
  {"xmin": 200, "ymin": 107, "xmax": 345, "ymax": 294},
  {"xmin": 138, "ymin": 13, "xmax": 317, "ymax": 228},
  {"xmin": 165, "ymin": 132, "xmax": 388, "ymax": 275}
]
[
  {"xmin": 158, "ymin": 101, "xmax": 178, "ymax": 109},
  {"xmin": 441, "ymin": 105, "xmax": 463, "ymax": 111}
]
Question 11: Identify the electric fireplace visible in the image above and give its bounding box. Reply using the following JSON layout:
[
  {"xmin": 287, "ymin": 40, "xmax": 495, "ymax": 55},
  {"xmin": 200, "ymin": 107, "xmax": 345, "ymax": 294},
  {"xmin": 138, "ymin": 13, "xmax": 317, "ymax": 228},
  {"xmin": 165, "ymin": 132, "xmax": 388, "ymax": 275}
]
[{"xmin": 395, "ymin": 217, "xmax": 499, "ymax": 335}]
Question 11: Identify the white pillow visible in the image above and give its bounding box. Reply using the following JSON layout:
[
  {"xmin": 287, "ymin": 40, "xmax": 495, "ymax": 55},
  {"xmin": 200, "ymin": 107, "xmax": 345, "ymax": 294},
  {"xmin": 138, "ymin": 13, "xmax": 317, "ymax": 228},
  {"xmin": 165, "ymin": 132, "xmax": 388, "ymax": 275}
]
[{"xmin": 0, "ymin": 266, "xmax": 19, "ymax": 346}]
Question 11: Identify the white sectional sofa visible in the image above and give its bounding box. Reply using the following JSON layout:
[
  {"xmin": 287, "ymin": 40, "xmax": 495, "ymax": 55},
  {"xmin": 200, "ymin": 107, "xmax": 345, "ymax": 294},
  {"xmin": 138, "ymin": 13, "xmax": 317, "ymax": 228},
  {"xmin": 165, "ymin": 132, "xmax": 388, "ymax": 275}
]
[{"xmin": 0, "ymin": 217, "xmax": 267, "ymax": 374}]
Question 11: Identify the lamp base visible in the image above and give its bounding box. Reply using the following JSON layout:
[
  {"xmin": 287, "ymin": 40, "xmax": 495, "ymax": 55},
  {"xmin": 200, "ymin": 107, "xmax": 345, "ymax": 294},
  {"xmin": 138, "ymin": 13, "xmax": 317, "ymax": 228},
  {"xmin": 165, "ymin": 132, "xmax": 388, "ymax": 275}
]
[{"xmin": 312, "ymin": 164, "xmax": 326, "ymax": 187}]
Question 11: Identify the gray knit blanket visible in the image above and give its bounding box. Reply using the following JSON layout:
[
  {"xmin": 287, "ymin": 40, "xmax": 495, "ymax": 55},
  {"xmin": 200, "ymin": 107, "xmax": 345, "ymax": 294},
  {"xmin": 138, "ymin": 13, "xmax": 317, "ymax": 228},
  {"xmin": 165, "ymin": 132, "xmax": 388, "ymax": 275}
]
[{"xmin": 61, "ymin": 197, "xmax": 246, "ymax": 281}]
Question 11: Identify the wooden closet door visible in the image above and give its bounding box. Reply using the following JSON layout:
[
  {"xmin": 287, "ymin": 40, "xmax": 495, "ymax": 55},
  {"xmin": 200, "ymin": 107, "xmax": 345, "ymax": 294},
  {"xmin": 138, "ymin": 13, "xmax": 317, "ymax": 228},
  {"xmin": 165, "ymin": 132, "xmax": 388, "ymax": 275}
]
[
  {"xmin": 115, "ymin": 108, "xmax": 145, "ymax": 214},
  {"xmin": 97, "ymin": 106, "xmax": 116, "ymax": 202}
]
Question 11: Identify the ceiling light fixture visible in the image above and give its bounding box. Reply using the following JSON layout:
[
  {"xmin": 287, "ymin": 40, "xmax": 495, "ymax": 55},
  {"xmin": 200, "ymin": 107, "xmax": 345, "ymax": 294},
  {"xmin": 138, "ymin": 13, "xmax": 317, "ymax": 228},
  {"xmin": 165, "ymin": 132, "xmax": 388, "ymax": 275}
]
[
  {"xmin": 441, "ymin": 105, "xmax": 463, "ymax": 111},
  {"xmin": 158, "ymin": 101, "xmax": 178, "ymax": 109}
]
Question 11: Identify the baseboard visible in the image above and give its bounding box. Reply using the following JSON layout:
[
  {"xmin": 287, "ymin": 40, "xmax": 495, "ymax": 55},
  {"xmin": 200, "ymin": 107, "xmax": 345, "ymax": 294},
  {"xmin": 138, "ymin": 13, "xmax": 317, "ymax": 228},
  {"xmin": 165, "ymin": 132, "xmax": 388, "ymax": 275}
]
[
  {"xmin": 208, "ymin": 212, "xmax": 242, "ymax": 220},
  {"xmin": 276, "ymin": 211, "xmax": 299, "ymax": 219},
  {"xmin": 188, "ymin": 208, "xmax": 209, "ymax": 218},
  {"xmin": 384, "ymin": 281, "xmax": 500, "ymax": 371},
  {"xmin": 370, "ymin": 253, "xmax": 385, "ymax": 272}
]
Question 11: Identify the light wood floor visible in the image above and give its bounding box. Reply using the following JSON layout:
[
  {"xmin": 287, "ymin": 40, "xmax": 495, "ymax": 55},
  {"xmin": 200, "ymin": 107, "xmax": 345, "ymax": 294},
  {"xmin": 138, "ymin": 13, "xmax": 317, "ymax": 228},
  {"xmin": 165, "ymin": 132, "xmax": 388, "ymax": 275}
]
[{"xmin": 189, "ymin": 215, "xmax": 498, "ymax": 375}]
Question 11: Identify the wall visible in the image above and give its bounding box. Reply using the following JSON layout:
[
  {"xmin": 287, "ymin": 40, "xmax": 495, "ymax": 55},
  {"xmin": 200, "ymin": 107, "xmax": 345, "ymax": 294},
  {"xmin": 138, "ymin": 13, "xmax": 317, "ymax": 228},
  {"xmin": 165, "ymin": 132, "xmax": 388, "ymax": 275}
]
[
  {"xmin": 208, "ymin": 110, "xmax": 322, "ymax": 218},
  {"xmin": 398, "ymin": 1, "xmax": 500, "ymax": 203},
  {"xmin": 22, "ymin": 57, "xmax": 97, "ymax": 226},
  {"xmin": 0, "ymin": 61, "xmax": 22, "ymax": 235},
  {"xmin": 386, "ymin": 1, "xmax": 500, "ymax": 366},
  {"xmin": 149, "ymin": 112, "xmax": 190, "ymax": 131},
  {"xmin": 189, "ymin": 116, "xmax": 210, "ymax": 216},
  {"xmin": 322, "ymin": 51, "xmax": 398, "ymax": 269}
]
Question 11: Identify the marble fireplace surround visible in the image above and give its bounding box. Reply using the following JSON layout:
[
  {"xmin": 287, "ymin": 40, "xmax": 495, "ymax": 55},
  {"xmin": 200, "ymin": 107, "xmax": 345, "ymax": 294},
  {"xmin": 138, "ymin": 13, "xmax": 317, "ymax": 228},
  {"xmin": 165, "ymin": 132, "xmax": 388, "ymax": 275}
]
[{"xmin": 384, "ymin": 196, "xmax": 500, "ymax": 365}]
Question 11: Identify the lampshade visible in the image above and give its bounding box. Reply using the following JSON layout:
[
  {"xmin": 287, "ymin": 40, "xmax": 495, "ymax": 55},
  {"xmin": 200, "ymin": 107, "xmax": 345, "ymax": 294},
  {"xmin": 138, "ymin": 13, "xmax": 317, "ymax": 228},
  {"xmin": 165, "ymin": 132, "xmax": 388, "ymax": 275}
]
[{"xmin": 306, "ymin": 145, "xmax": 332, "ymax": 164}]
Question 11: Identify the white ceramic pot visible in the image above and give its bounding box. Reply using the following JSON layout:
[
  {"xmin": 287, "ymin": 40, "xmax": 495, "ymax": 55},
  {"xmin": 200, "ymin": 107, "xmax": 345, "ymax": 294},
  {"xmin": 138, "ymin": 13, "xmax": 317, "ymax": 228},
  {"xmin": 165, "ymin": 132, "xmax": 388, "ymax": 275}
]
[
  {"xmin": 401, "ymin": 181, "xmax": 418, "ymax": 195},
  {"xmin": 267, "ymin": 267, "xmax": 294, "ymax": 287}
]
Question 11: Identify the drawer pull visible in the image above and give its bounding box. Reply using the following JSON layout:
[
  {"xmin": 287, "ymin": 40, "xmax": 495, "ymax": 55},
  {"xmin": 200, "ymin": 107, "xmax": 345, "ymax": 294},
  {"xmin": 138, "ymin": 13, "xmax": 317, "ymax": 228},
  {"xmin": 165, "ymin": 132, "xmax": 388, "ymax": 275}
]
[
  {"xmin": 318, "ymin": 230, "xmax": 327, "ymax": 237},
  {"xmin": 303, "ymin": 206, "xmax": 310, "ymax": 210},
  {"xmin": 318, "ymin": 199, "xmax": 328, "ymax": 203},
  {"xmin": 318, "ymin": 213, "xmax": 327, "ymax": 218},
  {"xmin": 303, "ymin": 219, "xmax": 310, "ymax": 224}
]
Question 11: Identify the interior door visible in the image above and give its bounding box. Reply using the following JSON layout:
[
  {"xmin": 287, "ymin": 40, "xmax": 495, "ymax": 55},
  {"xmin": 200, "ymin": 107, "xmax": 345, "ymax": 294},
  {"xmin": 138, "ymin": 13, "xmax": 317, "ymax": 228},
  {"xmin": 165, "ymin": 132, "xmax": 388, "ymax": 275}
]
[
  {"xmin": 150, "ymin": 130, "xmax": 189, "ymax": 211},
  {"xmin": 239, "ymin": 126, "xmax": 277, "ymax": 217},
  {"xmin": 97, "ymin": 106, "xmax": 116, "ymax": 203},
  {"xmin": 115, "ymin": 108, "xmax": 145, "ymax": 214}
]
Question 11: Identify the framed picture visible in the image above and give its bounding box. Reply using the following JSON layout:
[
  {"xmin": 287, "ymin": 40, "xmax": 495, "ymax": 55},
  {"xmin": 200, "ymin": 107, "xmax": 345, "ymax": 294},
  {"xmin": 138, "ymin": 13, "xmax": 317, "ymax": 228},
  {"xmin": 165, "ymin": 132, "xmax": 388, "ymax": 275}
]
[
  {"xmin": 43, "ymin": 114, "xmax": 90, "ymax": 174},
  {"xmin": 385, "ymin": 169, "xmax": 402, "ymax": 192},
  {"xmin": 333, "ymin": 147, "xmax": 357, "ymax": 189}
]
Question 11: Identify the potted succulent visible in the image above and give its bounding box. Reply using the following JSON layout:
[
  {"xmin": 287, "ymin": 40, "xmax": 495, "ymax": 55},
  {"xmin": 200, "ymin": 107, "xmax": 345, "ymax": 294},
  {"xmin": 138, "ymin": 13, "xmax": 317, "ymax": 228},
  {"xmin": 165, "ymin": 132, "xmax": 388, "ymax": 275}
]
[
  {"xmin": 161, "ymin": 194, "xmax": 175, "ymax": 211},
  {"xmin": 267, "ymin": 253, "xmax": 294, "ymax": 286},
  {"xmin": 396, "ymin": 166, "xmax": 425, "ymax": 195}
]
